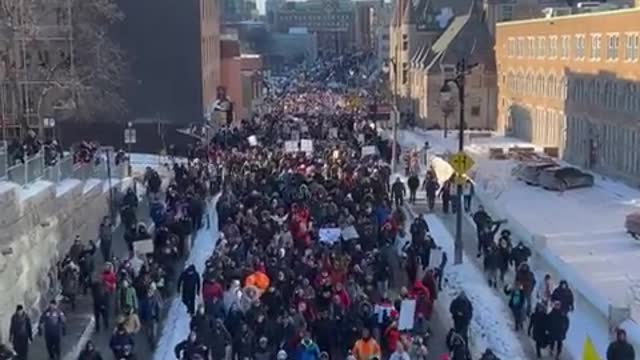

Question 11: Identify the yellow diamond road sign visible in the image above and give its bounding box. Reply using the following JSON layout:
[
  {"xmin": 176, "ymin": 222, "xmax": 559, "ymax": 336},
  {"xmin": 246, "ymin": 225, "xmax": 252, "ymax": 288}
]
[{"xmin": 449, "ymin": 152, "xmax": 475, "ymax": 174}]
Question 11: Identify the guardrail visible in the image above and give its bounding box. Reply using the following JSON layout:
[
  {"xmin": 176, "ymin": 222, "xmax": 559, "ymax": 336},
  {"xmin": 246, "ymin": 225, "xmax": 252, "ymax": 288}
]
[{"xmin": 3, "ymin": 148, "xmax": 128, "ymax": 186}]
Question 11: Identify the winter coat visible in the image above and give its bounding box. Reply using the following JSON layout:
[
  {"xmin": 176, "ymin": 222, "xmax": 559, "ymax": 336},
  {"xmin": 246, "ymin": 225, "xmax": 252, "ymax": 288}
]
[
  {"xmin": 528, "ymin": 309, "xmax": 549, "ymax": 345},
  {"xmin": 174, "ymin": 340, "xmax": 208, "ymax": 360},
  {"xmin": 78, "ymin": 349, "xmax": 104, "ymax": 360},
  {"xmin": 551, "ymin": 285, "xmax": 574, "ymax": 314},
  {"xmin": 109, "ymin": 332, "xmax": 134, "ymax": 354},
  {"xmin": 116, "ymin": 313, "xmax": 141, "ymax": 334},
  {"xmin": 352, "ymin": 338, "xmax": 381, "ymax": 360},
  {"xmin": 449, "ymin": 295, "xmax": 473, "ymax": 325},
  {"xmin": 202, "ymin": 280, "xmax": 224, "ymax": 302},
  {"xmin": 9, "ymin": 313, "xmax": 32, "ymax": 353},
  {"xmin": 389, "ymin": 351, "xmax": 411, "ymax": 360},
  {"xmin": 515, "ymin": 267, "xmax": 536, "ymax": 295},
  {"xmin": 607, "ymin": 339, "xmax": 635, "ymax": 360},
  {"xmin": 138, "ymin": 294, "xmax": 162, "ymax": 323},
  {"xmin": 296, "ymin": 340, "xmax": 321, "ymax": 360},
  {"xmin": 38, "ymin": 308, "xmax": 65, "ymax": 338},
  {"xmin": 508, "ymin": 289, "xmax": 525, "ymax": 310},
  {"xmin": 101, "ymin": 270, "xmax": 117, "ymax": 293},
  {"xmin": 511, "ymin": 244, "xmax": 531, "ymax": 268},
  {"xmin": 546, "ymin": 309, "xmax": 569, "ymax": 341},
  {"xmin": 407, "ymin": 176, "xmax": 420, "ymax": 191},
  {"xmin": 117, "ymin": 286, "xmax": 138, "ymax": 313},
  {"xmin": 178, "ymin": 265, "xmax": 201, "ymax": 299},
  {"xmin": 253, "ymin": 348, "xmax": 273, "ymax": 360},
  {"xmin": 391, "ymin": 181, "xmax": 405, "ymax": 198}
]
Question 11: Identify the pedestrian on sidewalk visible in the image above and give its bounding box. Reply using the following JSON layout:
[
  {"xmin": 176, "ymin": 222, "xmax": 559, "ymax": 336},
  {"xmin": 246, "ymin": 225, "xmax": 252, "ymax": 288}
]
[
  {"xmin": 178, "ymin": 264, "xmax": 201, "ymax": 315},
  {"xmin": 606, "ymin": 328, "xmax": 635, "ymax": 360},
  {"xmin": 423, "ymin": 174, "xmax": 439, "ymax": 212},
  {"xmin": 38, "ymin": 300, "xmax": 66, "ymax": 360},
  {"xmin": 528, "ymin": 303, "xmax": 549, "ymax": 359},
  {"xmin": 78, "ymin": 341, "xmax": 103, "ymax": 360},
  {"xmin": 407, "ymin": 174, "xmax": 420, "ymax": 204},
  {"xmin": 547, "ymin": 301, "xmax": 569, "ymax": 360},
  {"xmin": 90, "ymin": 279, "xmax": 111, "ymax": 332},
  {"xmin": 439, "ymin": 180, "xmax": 452, "ymax": 214},
  {"xmin": 551, "ymin": 280, "xmax": 574, "ymax": 315},
  {"xmin": 391, "ymin": 178, "xmax": 406, "ymax": 208},
  {"xmin": 505, "ymin": 282, "xmax": 526, "ymax": 331},
  {"xmin": 449, "ymin": 292, "xmax": 473, "ymax": 342},
  {"xmin": 9, "ymin": 305, "xmax": 32, "ymax": 360},
  {"xmin": 462, "ymin": 179, "xmax": 474, "ymax": 213},
  {"xmin": 98, "ymin": 216, "xmax": 113, "ymax": 262}
]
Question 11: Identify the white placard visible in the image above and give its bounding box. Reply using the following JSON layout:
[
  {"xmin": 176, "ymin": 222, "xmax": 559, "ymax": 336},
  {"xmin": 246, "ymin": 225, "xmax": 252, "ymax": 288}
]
[
  {"xmin": 398, "ymin": 299, "xmax": 417, "ymax": 331},
  {"xmin": 341, "ymin": 226, "xmax": 359, "ymax": 240},
  {"xmin": 374, "ymin": 303, "xmax": 395, "ymax": 324},
  {"xmin": 429, "ymin": 247, "xmax": 443, "ymax": 268},
  {"xmin": 247, "ymin": 135, "xmax": 258, "ymax": 146},
  {"xmin": 133, "ymin": 239, "xmax": 154, "ymax": 254},
  {"xmin": 300, "ymin": 139, "xmax": 313, "ymax": 154},
  {"xmin": 285, "ymin": 140, "xmax": 299, "ymax": 153},
  {"xmin": 332, "ymin": 150, "xmax": 340, "ymax": 160},
  {"xmin": 329, "ymin": 128, "xmax": 338, "ymax": 139},
  {"xmin": 358, "ymin": 134, "xmax": 365, "ymax": 144},
  {"xmin": 319, "ymin": 228, "xmax": 341, "ymax": 244},
  {"xmin": 301, "ymin": 125, "xmax": 309, "ymax": 132},
  {"xmin": 291, "ymin": 130, "xmax": 300, "ymax": 141},
  {"xmin": 361, "ymin": 145, "xmax": 377, "ymax": 157}
]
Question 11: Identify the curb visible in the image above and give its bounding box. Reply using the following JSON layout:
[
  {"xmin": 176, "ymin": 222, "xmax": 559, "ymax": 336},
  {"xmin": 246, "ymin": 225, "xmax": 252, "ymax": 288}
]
[{"xmin": 62, "ymin": 315, "xmax": 95, "ymax": 360}]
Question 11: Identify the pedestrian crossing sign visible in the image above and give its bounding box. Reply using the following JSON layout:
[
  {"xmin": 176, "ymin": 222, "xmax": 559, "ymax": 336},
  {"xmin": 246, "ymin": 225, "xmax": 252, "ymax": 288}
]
[{"xmin": 449, "ymin": 151, "xmax": 474, "ymax": 174}]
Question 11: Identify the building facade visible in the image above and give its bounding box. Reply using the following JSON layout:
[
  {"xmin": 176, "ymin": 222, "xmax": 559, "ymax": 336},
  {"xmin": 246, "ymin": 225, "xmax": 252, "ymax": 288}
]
[
  {"xmin": 117, "ymin": 0, "xmax": 221, "ymax": 125},
  {"xmin": 222, "ymin": 0, "xmax": 257, "ymax": 22},
  {"xmin": 495, "ymin": 8, "xmax": 640, "ymax": 183},
  {"xmin": 220, "ymin": 37, "xmax": 264, "ymax": 122},
  {"xmin": 389, "ymin": 0, "xmax": 497, "ymax": 129},
  {"xmin": 373, "ymin": 1, "xmax": 392, "ymax": 63},
  {"xmin": 0, "ymin": 0, "xmax": 74, "ymax": 139},
  {"xmin": 273, "ymin": 0, "xmax": 355, "ymax": 54}
]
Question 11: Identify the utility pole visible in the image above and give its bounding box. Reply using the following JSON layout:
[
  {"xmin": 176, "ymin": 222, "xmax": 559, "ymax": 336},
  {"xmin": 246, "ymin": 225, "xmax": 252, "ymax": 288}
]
[{"xmin": 440, "ymin": 58, "xmax": 477, "ymax": 265}]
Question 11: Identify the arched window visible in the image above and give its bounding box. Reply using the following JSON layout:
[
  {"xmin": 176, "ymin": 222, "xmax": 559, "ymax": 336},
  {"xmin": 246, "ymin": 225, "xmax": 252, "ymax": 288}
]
[
  {"xmin": 526, "ymin": 73, "xmax": 534, "ymax": 94},
  {"xmin": 559, "ymin": 77, "xmax": 568, "ymax": 100},
  {"xmin": 546, "ymin": 74, "xmax": 555, "ymax": 97}
]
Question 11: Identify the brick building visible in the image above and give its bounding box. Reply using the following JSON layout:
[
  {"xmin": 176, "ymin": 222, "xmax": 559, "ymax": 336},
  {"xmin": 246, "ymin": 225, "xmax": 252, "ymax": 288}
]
[
  {"xmin": 495, "ymin": 7, "xmax": 640, "ymax": 183},
  {"xmin": 117, "ymin": 0, "xmax": 221, "ymax": 125},
  {"xmin": 273, "ymin": 0, "xmax": 355, "ymax": 54}
]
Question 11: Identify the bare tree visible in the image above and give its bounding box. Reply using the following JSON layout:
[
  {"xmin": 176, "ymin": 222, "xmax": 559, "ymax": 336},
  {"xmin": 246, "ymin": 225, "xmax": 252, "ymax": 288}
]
[{"xmin": 0, "ymin": 0, "xmax": 130, "ymax": 136}]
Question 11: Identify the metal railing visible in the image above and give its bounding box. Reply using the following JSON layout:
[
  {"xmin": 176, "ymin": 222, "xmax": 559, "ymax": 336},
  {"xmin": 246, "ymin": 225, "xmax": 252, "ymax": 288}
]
[{"xmin": 4, "ymin": 147, "xmax": 129, "ymax": 186}]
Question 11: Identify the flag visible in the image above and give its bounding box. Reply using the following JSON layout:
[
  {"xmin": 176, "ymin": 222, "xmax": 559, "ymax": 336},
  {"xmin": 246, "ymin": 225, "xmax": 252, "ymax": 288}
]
[{"xmin": 582, "ymin": 336, "xmax": 601, "ymax": 360}]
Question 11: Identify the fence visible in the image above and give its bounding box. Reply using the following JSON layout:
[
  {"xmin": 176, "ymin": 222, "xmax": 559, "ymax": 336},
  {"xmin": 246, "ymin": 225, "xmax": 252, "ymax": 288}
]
[{"xmin": 5, "ymin": 148, "xmax": 128, "ymax": 186}]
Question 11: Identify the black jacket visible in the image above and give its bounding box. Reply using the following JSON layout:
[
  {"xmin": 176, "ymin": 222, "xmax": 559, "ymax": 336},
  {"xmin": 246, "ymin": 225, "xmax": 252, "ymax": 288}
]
[
  {"xmin": 174, "ymin": 340, "xmax": 209, "ymax": 360},
  {"xmin": 551, "ymin": 285, "xmax": 574, "ymax": 313},
  {"xmin": 606, "ymin": 340, "xmax": 635, "ymax": 360},
  {"xmin": 178, "ymin": 265, "xmax": 201, "ymax": 297},
  {"xmin": 449, "ymin": 295, "xmax": 473, "ymax": 323},
  {"xmin": 527, "ymin": 310, "xmax": 548, "ymax": 344},
  {"xmin": 546, "ymin": 309, "xmax": 569, "ymax": 341}
]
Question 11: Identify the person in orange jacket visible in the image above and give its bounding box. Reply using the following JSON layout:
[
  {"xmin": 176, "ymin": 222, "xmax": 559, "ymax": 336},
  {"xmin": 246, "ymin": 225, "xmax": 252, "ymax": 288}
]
[{"xmin": 352, "ymin": 328, "xmax": 381, "ymax": 360}]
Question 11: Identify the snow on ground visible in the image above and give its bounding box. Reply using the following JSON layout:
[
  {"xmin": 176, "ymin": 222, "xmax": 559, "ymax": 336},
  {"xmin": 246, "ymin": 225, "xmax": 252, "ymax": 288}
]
[
  {"xmin": 57, "ymin": 179, "xmax": 82, "ymax": 196},
  {"xmin": 83, "ymin": 178, "xmax": 102, "ymax": 193},
  {"xmin": 395, "ymin": 128, "xmax": 636, "ymax": 358},
  {"xmin": 423, "ymin": 214, "xmax": 528, "ymax": 360},
  {"xmin": 18, "ymin": 180, "xmax": 53, "ymax": 201},
  {"xmin": 153, "ymin": 198, "xmax": 220, "ymax": 360}
]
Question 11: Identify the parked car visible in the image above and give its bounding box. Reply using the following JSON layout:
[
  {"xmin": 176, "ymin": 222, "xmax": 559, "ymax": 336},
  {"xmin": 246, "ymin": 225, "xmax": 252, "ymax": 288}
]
[
  {"xmin": 538, "ymin": 166, "xmax": 594, "ymax": 191},
  {"xmin": 512, "ymin": 162, "xmax": 557, "ymax": 186}
]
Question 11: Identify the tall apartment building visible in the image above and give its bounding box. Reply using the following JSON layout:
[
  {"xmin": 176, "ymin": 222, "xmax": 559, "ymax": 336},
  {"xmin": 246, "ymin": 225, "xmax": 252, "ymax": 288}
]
[
  {"xmin": 495, "ymin": 7, "xmax": 640, "ymax": 183},
  {"xmin": 273, "ymin": 0, "xmax": 356, "ymax": 54},
  {"xmin": 0, "ymin": 0, "xmax": 74, "ymax": 138},
  {"xmin": 116, "ymin": 0, "xmax": 221, "ymax": 125}
]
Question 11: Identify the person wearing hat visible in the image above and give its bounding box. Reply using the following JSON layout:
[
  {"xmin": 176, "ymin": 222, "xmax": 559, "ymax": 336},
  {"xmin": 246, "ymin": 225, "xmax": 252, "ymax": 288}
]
[
  {"xmin": 38, "ymin": 300, "xmax": 65, "ymax": 360},
  {"xmin": 78, "ymin": 341, "xmax": 103, "ymax": 360},
  {"xmin": 9, "ymin": 305, "xmax": 32, "ymax": 360},
  {"xmin": 607, "ymin": 328, "xmax": 635, "ymax": 360},
  {"xmin": 546, "ymin": 301, "xmax": 569, "ymax": 360}
]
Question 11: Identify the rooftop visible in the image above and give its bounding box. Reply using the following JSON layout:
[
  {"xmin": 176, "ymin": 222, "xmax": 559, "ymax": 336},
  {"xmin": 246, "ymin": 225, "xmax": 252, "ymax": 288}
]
[{"xmin": 496, "ymin": 5, "xmax": 640, "ymax": 27}]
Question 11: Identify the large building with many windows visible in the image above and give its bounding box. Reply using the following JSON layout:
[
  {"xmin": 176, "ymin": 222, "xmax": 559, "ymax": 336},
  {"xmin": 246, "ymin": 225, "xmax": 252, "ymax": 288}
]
[{"xmin": 495, "ymin": 7, "xmax": 640, "ymax": 184}]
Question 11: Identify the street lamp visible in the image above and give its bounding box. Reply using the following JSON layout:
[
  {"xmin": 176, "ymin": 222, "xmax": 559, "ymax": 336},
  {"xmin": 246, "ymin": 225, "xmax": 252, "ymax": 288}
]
[
  {"xmin": 440, "ymin": 58, "xmax": 477, "ymax": 265},
  {"xmin": 382, "ymin": 54, "xmax": 399, "ymax": 172}
]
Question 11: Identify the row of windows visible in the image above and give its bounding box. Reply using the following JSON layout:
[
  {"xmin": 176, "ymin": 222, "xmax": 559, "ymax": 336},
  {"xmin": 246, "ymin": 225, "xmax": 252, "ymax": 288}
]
[
  {"xmin": 504, "ymin": 71, "xmax": 640, "ymax": 114},
  {"xmin": 278, "ymin": 14, "xmax": 351, "ymax": 22},
  {"xmin": 506, "ymin": 33, "xmax": 639, "ymax": 62},
  {"xmin": 509, "ymin": 104, "xmax": 565, "ymax": 146},
  {"xmin": 565, "ymin": 116, "xmax": 640, "ymax": 176}
]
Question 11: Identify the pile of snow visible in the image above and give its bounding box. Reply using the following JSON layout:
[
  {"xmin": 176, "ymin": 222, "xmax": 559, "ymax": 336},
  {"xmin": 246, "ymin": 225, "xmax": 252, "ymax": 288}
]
[
  {"xmin": 153, "ymin": 198, "xmax": 220, "ymax": 360},
  {"xmin": 422, "ymin": 214, "xmax": 528, "ymax": 360}
]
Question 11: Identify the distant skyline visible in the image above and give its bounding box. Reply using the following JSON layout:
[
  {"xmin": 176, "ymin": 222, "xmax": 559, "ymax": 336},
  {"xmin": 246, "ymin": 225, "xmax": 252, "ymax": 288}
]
[{"xmin": 256, "ymin": 0, "xmax": 392, "ymax": 15}]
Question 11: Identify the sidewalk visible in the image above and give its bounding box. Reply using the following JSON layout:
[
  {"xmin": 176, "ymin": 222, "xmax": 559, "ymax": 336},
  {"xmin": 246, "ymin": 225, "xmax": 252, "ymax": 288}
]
[
  {"xmin": 408, "ymin": 199, "xmax": 571, "ymax": 359},
  {"xmin": 30, "ymin": 191, "xmax": 152, "ymax": 360}
]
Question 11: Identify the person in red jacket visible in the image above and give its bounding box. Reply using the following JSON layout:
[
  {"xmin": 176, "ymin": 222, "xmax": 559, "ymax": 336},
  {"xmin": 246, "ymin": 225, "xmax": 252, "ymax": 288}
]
[
  {"xmin": 411, "ymin": 280, "xmax": 433, "ymax": 320},
  {"xmin": 202, "ymin": 277, "xmax": 223, "ymax": 303},
  {"xmin": 384, "ymin": 320, "xmax": 401, "ymax": 353},
  {"xmin": 290, "ymin": 204, "xmax": 311, "ymax": 248},
  {"xmin": 101, "ymin": 263, "xmax": 117, "ymax": 294}
]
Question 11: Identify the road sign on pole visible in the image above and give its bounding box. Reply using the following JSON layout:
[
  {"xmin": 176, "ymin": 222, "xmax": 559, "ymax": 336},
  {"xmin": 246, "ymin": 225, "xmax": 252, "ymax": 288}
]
[
  {"xmin": 124, "ymin": 128, "xmax": 137, "ymax": 144},
  {"xmin": 448, "ymin": 151, "xmax": 474, "ymax": 174}
]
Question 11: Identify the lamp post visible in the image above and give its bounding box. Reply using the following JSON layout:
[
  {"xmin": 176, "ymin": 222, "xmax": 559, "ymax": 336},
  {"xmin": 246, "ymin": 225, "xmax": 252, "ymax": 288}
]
[
  {"xmin": 382, "ymin": 55, "xmax": 399, "ymax": 172},
  {"xmin": 439, "ymin": 58, "xmax": 477, "ymax": 265}
]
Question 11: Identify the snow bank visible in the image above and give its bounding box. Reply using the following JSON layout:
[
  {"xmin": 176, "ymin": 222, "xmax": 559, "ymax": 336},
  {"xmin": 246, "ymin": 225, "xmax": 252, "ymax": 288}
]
[
  {"xmin": 153, "ymin": 198, "xmax": 221, "ymax": 360},
  {"xmin": 57, "ymin": 179, "xmax": 82, "ymax": 197},
  {"xmin": 423, "ymin": 214, "xmax": 528, "ymax": 360}
]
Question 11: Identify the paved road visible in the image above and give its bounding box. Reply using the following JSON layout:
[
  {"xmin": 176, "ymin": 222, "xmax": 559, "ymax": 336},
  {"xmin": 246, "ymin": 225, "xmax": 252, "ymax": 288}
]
[{"xmin": 30, "ymin": 185, "xmax": 154, "ymax": 360}]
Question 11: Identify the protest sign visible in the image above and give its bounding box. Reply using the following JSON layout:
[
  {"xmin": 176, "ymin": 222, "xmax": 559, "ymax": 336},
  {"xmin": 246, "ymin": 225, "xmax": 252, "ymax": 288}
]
[
  {"xmin": 341, "ymin": 226, "xmax": 359, "ymax": 240},
  {"xmin": 291, "ymin": 130, "xmax": 300, "ymax": 141},
  {"xmin": 329, "ymin": 128, "xmax": 338, "ymax": 139},
  {"xmin": 300, "ymin": 139, "xmax": 313, "ymax": 154},
  {"xmin": 398, "ymin": 299, "xmax": 417, "ymax": 330},
  {"xmin": 429, "ymin": 247, "xmax": 443, "ymax": 269},
  {"xmin": 319, "ymin": 228, "xmax": 341, "ymax": 244},
  {"xmin": 133, "ymin": 239, "xmax": 154, "ymax": 254},
  {"xmin": 361, "ymin": 145, "xmax": 377, "ymax": 157},
  {"xmin": 285, "ymin": 141, "xmax": 299, "ymax": 153},
  {"xmin": 247, "ymin": 135, "xmax": 258, "ymax": 146}
]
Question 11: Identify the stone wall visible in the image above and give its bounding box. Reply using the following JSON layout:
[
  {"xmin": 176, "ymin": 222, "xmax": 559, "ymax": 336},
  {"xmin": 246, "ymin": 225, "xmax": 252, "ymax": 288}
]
[{"xmin": 0, "ymin": 178, "xmax": 131, "ymax": 341}]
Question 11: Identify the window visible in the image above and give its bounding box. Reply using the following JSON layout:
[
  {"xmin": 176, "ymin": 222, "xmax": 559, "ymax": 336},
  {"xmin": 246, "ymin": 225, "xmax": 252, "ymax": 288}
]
[
  {"xmin": 507, "ymin": 38, "xmax": 515, "ymax": 57},
  {"xmin": 607, "ymin": 34, "xmax": 620, "ymax": 61},
  {"xmin": 402, "ymin": 34, "xmax": 408, "ymax": 51},
  {"xmin": 560, "ymin": 35, "xmax": 570, "ymax": 59},
  {"xmin": 500, "ymin": 5, "xmax": 513, "ymax": 21},
  {"xmin": 625, "ymin": 33, "xmax": 639, "ymax": 62},
  {"xmin": 517, "ymin": 37, "xmax": 524, "ymax": 57},
  {"xmin": 527, "ymin": 37, "xmax": 536, "ymax": 58},
  {"xmin": 471, "ymin": 106, "xmax": 481, "ymax": 117},
  {"xmin": 402, "ymin": 62, "xmax": 408, "ymax": 84},
  {"xmin": 549, "ymin": 36, "xmax": 558, "ymax": 58},
  {"xmin": 538, "ymin": 37, "xmax": 546, "ymax": 58},
  {"xmin": 591, "ymin": 34, "xmax": 601, "ymax": 61},
  {"xmin": 574, "ymin": 35, "xmax": 585, "ymax": 60}
]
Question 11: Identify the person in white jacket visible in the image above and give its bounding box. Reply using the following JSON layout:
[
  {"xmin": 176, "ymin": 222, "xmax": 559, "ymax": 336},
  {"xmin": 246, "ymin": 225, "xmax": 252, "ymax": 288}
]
[{"xmin": 536, "ymin": 273, "xmax": 554, "ymax": 311}]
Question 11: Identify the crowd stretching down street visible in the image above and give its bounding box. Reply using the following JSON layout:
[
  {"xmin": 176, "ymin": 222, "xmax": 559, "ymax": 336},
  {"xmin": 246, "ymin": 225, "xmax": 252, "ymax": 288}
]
[{"xmin": 2, "ymin": 53, "xmax": 638, "ymax": 360}]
